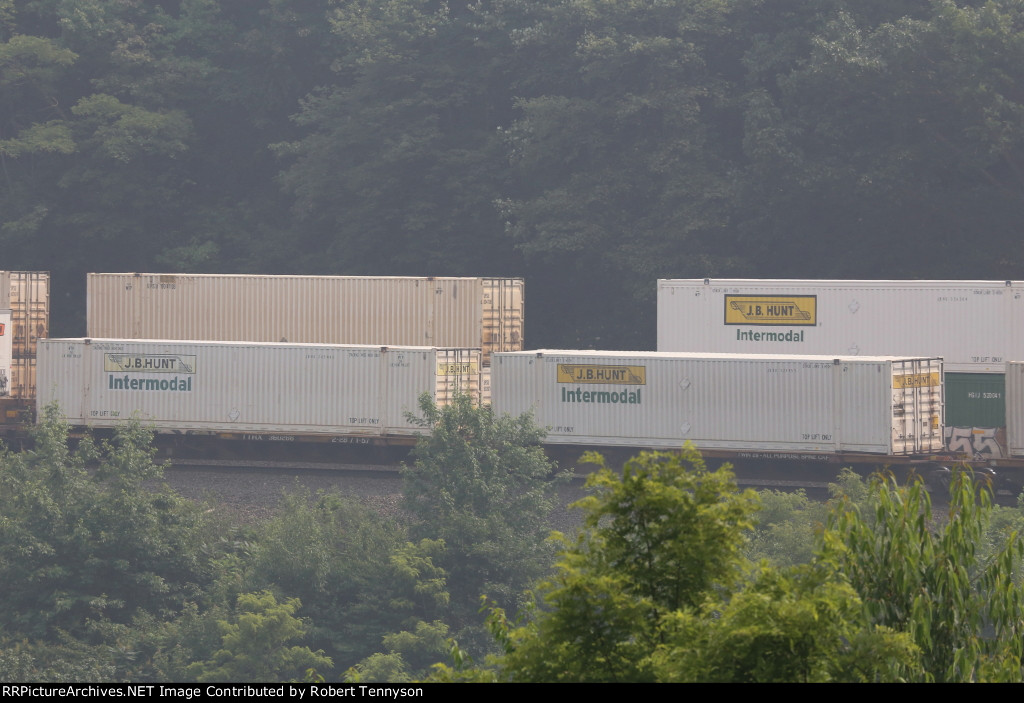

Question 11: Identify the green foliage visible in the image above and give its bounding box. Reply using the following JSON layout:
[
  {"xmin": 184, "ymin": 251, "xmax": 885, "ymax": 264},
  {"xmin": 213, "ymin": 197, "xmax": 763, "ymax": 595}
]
[
  {"xmin": 402, "ymin": 393, "xmax": 564, "ymax": 623},
  {"xmin": 653, "ymin": 562, "xmax": 919, "ymax": 683},
  {"xmin": 346, "ymin": 619, "xmax": 451, "ymax": 683},
  {"xmin": 0, "ymin": 33, "xmax": 76, "ymax": 87},
  {"xmin": 496, "ymin": 445, "xmax": 760, "ymax": 682},
  {"xmin": 575, "ymin": 446, "xmax": 760, "ymax": 612},
  {"xmin": 470, "ymin": 448, "xmax": 946, "ymax": 682},
  {"xmin": 185, "ymin": 591, "xmax": 331, "ymax": 683},
  {"xmin": 0, "ymin": 121, "xmax": 74, "ymax": 157},
  {"xmin": 824, "ymin": 473, "xmax": 1024, "ymax": 682},
  {"xmin": 71, "ymin": 94, "xmax": 191, "ymax": 162},
  {"xmin": 0, "ymin": 636, "xmax": 118, "ymax": 683},
  {"xmin": 746, "ymin": 488, "xmax": 829, "ymax": 566},
  {"xmin": 2, "ymin": 0, "xmax": 1024, "ymax": 344},
  {"xmin": 246, "ymin": 490, "xmax": 449, "ymax": 669},
  {"xmin": 0, "ymin": 405, "xmax": 215, "ymax": 640},
  {"xmin": 276, "ymin": 0, "xmax": 518, "ymax": 275}
]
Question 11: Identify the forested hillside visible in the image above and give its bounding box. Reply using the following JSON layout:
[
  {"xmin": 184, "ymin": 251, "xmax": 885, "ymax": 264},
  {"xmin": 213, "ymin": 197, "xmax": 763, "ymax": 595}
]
[{"xmin": 4, "ymin": 0, "xmax": 1023, "ymax": 346}]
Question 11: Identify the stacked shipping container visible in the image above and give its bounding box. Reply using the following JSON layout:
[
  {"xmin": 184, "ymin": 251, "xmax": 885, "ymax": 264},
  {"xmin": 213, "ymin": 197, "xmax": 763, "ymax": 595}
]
[
  {"xmin": 658, "ymin": 279, "xmax": 1019, "ymax": 459},
  {"xmin": 87, "ymin": 274, "xmax": 523, "ymax": 364}
]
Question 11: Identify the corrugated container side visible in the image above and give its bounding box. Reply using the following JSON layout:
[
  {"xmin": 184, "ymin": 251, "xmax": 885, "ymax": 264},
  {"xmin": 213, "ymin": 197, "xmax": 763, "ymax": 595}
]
[
  {"xmin": 493, "ymin": 351, "xmax": 943, "ymax": 455},
  {"xmin": 38, "ymin": 339, "xmax": 478, "ymax": 437},
  {"xmin": 87, "ymin": 274, "xmax": 524, "ymax": 354},
  {"xmin": 481, "ymin": 278, "xmax": 524, "ymax": 363},
  {"xmin": 1006, "ymin": 363, "xmax": 1024, "ymax": 457},
  {"xmin": 0, "ymin": 310, "xmax": 12, "ymax": 397},
  {"xmin": 658, "ymin": 279, "xmax": 1020, "ymax": 372},
  {"xmin": 37, "ymin": 340, "xmax": 83, "ymax": 419},
  {"xmin": 10, "ymin": 271, "xmax": 49, "ymax": 364},
  {"xmin": 10, "ymin": 358, "xmax": 35, "ymax": 401},
  {"xmin": 0, "ymin": 272, "xmax": 10, "ymax": 310}
]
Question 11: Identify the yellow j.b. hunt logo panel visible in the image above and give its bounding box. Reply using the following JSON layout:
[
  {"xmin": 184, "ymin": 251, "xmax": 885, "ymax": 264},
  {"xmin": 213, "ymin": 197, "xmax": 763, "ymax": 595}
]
[
  {"xmin": 437, "ymin": 361, "xmax": 478, "ymax": 375},
  {"xmin": 104, "ymin": 354, "xmax": 197, "ymax": 373},
  {"xmin": 724, "ymin": 295, "xmax": 817, "ymax": 326},
  {"xmin": 557, "ymin": 364, "xmax": 647, "ymax": 385},
  {"xmin": 893, "ymin": 372, "xmax": 941, "ymax": 389}
]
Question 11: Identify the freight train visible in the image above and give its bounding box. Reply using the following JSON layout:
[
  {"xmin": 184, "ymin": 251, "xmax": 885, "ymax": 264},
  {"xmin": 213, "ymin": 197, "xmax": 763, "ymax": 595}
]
[{"xmin": 9, "ymin": 272, "xmax": 1024, "ymax": 489}]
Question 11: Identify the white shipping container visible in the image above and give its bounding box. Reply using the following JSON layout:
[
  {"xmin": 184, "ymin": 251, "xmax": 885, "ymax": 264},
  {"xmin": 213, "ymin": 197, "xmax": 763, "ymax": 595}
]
[
  {"xmin": 38, "ymin": 339, "xmax": 482, "ymax": 437},
  {"xmin": 658, "ymin": 279, "xmax": 1023, "ymax": 372},
  {"xmin": 87, "ymin": 274, "xmax": 523, "ymax": 363},
  {"xmin": 1004, "ymin": 362, "xmax": 1024, "ymax": 457},
  {"xmin": 492, "ymin": 350, "xmax": 944, "ymax": 455},
  {"xmin": 10, "ymin": 271, "xmax": 49, "ymax": 360},
  {"xmin": 0, "ymin": 309, "xmax": 12, "ymax": 397}
]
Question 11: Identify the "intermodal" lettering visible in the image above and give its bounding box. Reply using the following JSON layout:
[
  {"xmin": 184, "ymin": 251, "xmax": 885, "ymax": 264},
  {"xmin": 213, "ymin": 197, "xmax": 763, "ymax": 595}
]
[
  {"xmin": 560, "ymin": 387, "xmax": 641, "ymax": 404},
  {"xmin": 108, "ymin": 375, "xmax": 193, "ymax": 391},
  {"xmin": 735, "ymin": 329, "xmax": 805, "ymax": 343}
]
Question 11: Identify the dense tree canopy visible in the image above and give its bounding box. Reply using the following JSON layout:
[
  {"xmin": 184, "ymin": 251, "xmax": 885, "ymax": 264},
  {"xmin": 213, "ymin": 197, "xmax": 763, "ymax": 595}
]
[
  {"xmin": 402, "ymin": 393, "xmax": 564, "ymax": 626},
  {"xmin": 0, "ymin": 406, "xmax": 216, "ymax": 640},
  {"xmin": 0, "ymin": 0, "xmax": 1021, "ymax": 345}
]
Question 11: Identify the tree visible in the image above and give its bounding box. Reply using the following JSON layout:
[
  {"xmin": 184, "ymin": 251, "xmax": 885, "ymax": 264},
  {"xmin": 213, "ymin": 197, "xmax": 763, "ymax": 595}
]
[
  {"xmin": 454, "ymin": 446, "xmax": 918, "ymax": 683},
  {"xmin": 495, "ymin": 0, "xmax": 742, "ymax": 348},
  {"xmin": 746, "ymin": 488, "xmax": 830, "ymax": 567},
  {"xmin": 0, "ymin": 405, "xmax": 216, "ymax": 640},
  {"xmin": 246, "ymin": 490, "xmax": 449, "ymax": 669},
  {"xmin": 402, "ymin": 393, "xmax": 564, "ymax": 625},
  {"xmin": 275, "ymin": 0, "xmax": 519, "ymax": 275},
  {"xmin": 823, "ymin": 472, "xmax": 1024, "ymax": 682},
  {"xmin": 493, "ymin": 446, "xmax": 760, "ymax": 682},
  {"xmin": 652, "ymin": 561, "xmax": 919, "ymax": 683},
  {"xmin": 185, "ymin": 591, "xmax": 332, "ymax": 683}
]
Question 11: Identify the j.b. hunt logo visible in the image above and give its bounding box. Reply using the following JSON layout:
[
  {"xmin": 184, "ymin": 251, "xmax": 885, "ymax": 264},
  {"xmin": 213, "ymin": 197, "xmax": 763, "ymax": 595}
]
[
  {"xmin": 105, "ymin": 353, "xmax": 196, "ymax": 392},
  {"xmin": 725, "ymin": 295, "xmax": 816, "ymax": 326},
  {"xmin": 557, "ymin": 364, "xmax": 646, "ymax": 385},
  {"xmin": 556, "ymin": 364, "xmax": 644, "ymax": 404},
  {"xmin": 104, "ymin": 354, "xmax": 196, "ymax": 373}
]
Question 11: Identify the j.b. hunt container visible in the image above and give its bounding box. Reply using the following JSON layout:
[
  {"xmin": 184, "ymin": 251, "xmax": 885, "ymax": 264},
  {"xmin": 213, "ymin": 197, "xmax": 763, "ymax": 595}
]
[
  {"xmin": 492, "ymin": 351, "xmax": 944, "ymax": 455},
  {"xmin": 87, "ymin": 274, "xmax": 523, "ymax": 364},
  {"xmin": 658, "ymin": 279, "xmax": 1017, "ymax": 457},
  {"xmin": 658, "ymin": 279, "xmax": 1023, "ymax": 373},
  {"xmin": 37, "ymin": 339, "xmax": 482, "ymax": 438}
]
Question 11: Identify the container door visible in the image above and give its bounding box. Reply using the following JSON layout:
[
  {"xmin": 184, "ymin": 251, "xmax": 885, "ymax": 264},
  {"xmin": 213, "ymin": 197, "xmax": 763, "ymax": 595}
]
[{"xmin": 890, "ymin": 358, "xmax": 944, "ymax": 454}]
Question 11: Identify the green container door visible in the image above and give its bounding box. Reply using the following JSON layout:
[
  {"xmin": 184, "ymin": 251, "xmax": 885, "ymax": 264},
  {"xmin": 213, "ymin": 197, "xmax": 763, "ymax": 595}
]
[{"xmin": 944, "ymin": 372, "xmax": 1005, "ymax": 428}]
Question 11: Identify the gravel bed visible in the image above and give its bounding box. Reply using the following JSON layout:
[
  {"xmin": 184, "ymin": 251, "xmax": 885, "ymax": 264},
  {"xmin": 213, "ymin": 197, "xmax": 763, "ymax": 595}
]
[{"xmin": 159, "ymin": 464, "xmax": 592, "ymax": 533}]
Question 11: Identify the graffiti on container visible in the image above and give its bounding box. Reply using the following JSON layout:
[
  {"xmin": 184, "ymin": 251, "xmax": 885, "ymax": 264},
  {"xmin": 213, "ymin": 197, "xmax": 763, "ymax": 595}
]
[{"xmin": 944, "ymin": 426, "xmax": 1006, "ymax": 459}]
